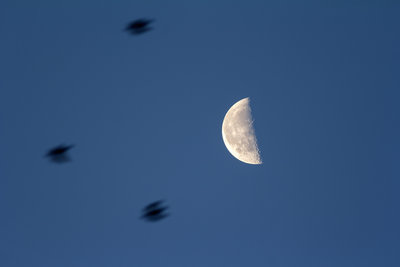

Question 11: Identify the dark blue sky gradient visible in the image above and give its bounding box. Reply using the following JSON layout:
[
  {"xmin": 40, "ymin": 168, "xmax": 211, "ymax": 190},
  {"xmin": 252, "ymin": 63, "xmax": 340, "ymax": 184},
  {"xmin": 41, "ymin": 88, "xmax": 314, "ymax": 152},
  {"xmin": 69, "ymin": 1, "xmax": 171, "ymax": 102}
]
[{"xmin": 1, "ymin": 1, "xmax": 399, "ymax": 266}]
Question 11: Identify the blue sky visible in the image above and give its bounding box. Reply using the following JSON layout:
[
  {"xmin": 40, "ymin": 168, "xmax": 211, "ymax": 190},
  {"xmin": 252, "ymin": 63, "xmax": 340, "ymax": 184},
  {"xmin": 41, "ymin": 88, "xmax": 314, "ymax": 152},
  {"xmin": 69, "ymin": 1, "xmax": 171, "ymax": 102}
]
[{"xmin": 1, "ymin": 1, "xmax": 399, "ymax": 266}]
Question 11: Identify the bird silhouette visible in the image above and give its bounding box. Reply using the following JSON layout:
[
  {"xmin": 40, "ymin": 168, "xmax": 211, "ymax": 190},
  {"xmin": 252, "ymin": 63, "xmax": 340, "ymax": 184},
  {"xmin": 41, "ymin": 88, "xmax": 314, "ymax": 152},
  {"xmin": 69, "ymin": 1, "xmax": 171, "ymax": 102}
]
[
  {"xmin": 141, "ymin": 200, "xmax": 169, "ymax": 222},
  {"xmin": 125, "ymin": 19, "xmax": 154, "ymax": 35},
  {"xmin": 45, "ymin": 144, "xmax": 74, "ymax": 163},
  {"xmin": 143, "ymin": 200, "xmax": 163, "ymax": 211}
]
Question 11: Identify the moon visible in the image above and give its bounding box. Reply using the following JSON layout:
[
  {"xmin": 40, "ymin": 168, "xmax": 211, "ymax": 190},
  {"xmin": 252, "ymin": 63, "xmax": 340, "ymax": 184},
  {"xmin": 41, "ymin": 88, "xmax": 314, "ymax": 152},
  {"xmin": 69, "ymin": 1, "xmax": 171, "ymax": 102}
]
[{"xmin": 222, "ymin": 97, "xmax": 262, "ymax": 165}]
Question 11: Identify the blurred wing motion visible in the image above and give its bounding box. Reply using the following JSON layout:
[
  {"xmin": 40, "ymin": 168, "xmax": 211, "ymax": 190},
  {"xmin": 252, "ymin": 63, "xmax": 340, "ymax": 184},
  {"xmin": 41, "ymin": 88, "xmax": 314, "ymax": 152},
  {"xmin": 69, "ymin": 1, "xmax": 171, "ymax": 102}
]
[
  {"xmin": 45, "ymin": 144, "xmax": 74, "ymax": 163},
  {"xmin": 141, "ymin": 200, "xmax": 169, "ymax": 222},
  {"xmin": 125, "ymin": 19, "xmax": 154, "ymax": 35},
  {"xmin": 143, "ymin": 200, "xmax": 164, "ymax": 212}
]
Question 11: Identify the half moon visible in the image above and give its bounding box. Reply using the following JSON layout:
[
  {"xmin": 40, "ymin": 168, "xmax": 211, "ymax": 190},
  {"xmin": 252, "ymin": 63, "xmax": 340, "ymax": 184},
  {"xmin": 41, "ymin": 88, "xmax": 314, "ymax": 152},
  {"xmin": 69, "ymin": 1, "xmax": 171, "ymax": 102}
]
[{"xmin": 222, "ymin": 97, "xmax": 262, "ymax": 165}]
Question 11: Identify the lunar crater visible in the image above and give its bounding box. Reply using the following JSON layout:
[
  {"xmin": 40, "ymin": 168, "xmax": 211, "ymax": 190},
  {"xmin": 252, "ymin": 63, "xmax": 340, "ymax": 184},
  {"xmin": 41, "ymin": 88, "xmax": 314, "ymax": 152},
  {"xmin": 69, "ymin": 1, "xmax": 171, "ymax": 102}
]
[{"xmin": 222, "ymin": 97, "xmax": 262, "ymax": 165}]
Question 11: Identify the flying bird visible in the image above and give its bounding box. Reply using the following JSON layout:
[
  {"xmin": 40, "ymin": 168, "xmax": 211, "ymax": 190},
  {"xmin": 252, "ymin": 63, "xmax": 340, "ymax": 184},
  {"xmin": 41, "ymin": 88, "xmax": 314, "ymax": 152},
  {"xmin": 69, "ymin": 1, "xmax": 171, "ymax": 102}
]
[
  {"xmin": 45, "ymin": 144, "xmax": 74, "ymax": 163},
  {"xmin": 125, "ymin": 19, "xmax": 154, "ymax": 35},
  {"xmin": 144, "ymin": 200, "xmax": 164, "ymax": 211},
  {"xmin": 141, "ymin": 200, "xmax": 169, "ymax": 222}
]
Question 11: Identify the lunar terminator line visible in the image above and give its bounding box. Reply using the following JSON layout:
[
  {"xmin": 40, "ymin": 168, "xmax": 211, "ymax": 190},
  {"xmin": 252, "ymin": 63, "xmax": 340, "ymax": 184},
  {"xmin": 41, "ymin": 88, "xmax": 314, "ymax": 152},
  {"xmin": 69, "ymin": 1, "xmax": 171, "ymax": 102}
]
[{"xmin": 222, "ymin": 97, "xmax": 262, "ymax": 165}]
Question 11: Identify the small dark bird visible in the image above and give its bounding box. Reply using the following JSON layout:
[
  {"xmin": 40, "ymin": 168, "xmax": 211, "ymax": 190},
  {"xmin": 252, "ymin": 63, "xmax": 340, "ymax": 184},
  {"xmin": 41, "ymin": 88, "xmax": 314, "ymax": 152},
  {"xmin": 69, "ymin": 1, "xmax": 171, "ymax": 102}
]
[
  {"xmin": 125, "ymin": 19, "xmax": 154, "ymax": 35},
  {"xmin": 45, "ymin": 144, "xmax": 74, "ymax": 163},
  {"xmin": 144, "ymin": 200, "xmax": 164, "ymax": 211},
  {"xmin": 141, "ymin": 200, "xmax": 169, "ymax": 222}
]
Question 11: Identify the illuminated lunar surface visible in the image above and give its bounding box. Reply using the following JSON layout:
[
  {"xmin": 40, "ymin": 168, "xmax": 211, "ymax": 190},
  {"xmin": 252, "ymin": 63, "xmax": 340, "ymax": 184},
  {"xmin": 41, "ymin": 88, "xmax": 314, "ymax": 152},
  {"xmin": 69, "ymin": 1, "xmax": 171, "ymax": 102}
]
[{"xmin": 222, "ymin": 97, "xmax": 262, "ymax": 165}]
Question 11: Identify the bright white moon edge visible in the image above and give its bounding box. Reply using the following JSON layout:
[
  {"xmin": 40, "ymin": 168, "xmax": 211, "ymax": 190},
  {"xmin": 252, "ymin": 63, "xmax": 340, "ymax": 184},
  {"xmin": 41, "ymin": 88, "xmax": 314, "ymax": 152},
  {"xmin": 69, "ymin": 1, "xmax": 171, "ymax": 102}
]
[{"xmin": 222, "ymin": 97, "xmax": 262, "ymax": 165}]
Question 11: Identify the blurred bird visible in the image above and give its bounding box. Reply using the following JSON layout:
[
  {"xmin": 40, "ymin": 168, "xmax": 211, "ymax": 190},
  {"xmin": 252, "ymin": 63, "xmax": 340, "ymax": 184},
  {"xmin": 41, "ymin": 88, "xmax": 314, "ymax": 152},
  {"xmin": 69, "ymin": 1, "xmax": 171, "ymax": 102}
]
[
  {"xmin": 141, "ymin": 200, "xmax": 169, "ymax": 222},
  {"xmin": 45, "ymin": 144, "xmax": 74, "ymax": 163},
  {"xmin": 125, "ymin": 19, "xmax": 154, "ymax": 35},
  {"xmin": 144, "ymin": 200, "xmax": 164, "ymax": 211}
]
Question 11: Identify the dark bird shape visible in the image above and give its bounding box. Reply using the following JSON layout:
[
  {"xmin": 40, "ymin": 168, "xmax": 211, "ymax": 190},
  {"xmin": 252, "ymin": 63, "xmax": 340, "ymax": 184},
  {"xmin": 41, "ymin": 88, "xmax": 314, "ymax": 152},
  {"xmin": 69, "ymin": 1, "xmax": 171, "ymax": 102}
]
[
  {"xmin": 141, "ymin": 200, "xmax": 169, "ymax": 222},
  {"xmin": 125, "ymin": 19, "xmax": 154, "ymax": 35},
  {"xmin": 45, "ymin": 144, "xmax": 74, "ymax": 163},
  {"xmin": 143, "ymin": 200, "xmax": 164, "ymax": 211}
]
